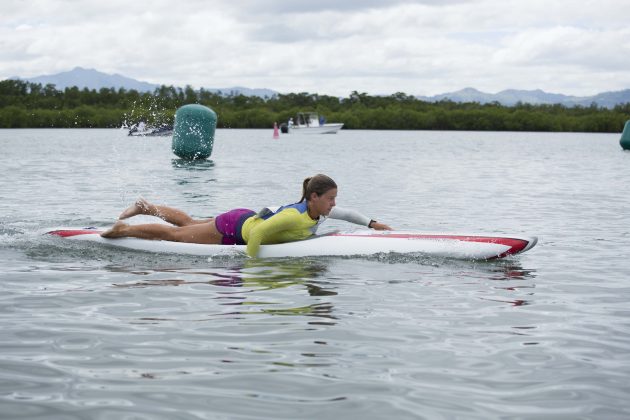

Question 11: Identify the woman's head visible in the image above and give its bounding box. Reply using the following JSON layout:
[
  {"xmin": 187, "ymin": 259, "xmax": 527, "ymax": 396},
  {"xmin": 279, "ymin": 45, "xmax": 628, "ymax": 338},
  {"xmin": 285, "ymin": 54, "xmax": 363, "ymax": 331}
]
[
  {"xmin": 300, "ymin": 174, "xmax": 337, "ymax": 202},
  {"xmin": 300, "ymin": 174, "xmax": 338, "ymax": 217}
]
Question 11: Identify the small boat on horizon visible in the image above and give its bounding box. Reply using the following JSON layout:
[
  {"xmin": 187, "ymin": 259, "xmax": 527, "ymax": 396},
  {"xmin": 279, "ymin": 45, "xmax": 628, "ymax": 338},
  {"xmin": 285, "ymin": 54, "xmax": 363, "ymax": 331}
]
[{"xmin": 280, "ymin": 112, "xmax": 343, "ymax": 135}]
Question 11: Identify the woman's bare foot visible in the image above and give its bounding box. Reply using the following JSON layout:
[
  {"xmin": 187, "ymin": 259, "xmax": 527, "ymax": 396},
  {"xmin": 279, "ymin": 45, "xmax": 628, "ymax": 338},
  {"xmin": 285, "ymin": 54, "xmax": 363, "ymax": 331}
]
[
  {"xmin": 119, "ymin": 198, "xmax": 152, "ymax": 220},
  {"xmin": 101, "ymin": 221, "xmax": 128, "ymax": 238}
]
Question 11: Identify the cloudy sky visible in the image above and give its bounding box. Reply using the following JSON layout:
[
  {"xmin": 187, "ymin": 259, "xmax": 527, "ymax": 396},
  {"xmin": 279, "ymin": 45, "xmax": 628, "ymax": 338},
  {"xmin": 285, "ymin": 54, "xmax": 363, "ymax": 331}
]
[{"xmin": 2, "ymin": 0, "xmax": 629, "ymax": 96}]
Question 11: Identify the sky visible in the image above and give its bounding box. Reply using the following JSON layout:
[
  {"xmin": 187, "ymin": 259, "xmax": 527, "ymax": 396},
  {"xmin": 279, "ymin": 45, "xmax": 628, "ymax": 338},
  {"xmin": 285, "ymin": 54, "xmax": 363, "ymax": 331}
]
[{"xmin": 1, "ymin": 0, "xmax": 630, "ymax": 97}]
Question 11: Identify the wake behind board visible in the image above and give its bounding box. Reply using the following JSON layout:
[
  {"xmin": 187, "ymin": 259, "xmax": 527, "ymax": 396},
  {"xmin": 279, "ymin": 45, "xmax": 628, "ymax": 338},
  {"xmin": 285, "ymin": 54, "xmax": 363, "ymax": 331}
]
[{"xmin": 46, "ymin": 228, "xmax": 537, "ymax": 260}]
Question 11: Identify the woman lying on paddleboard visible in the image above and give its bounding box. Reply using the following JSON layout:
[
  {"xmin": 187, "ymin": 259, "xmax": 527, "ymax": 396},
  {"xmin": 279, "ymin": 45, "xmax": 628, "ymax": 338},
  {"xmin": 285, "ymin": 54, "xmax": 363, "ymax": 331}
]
[{"xmin": 101, "ymin": 174, "xmax": 392, "ymax": 257}]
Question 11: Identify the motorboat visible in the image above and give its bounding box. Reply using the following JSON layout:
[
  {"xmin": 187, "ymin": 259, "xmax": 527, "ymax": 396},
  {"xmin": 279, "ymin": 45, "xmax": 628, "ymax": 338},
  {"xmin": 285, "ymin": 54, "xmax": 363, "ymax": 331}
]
[
  {"xmin": 128, "ymin": 122, "xmax": 174, "ymax": 137},
  {"xmin": 281, "ymin": 112, "xmax": 343, "ymax": 134}
]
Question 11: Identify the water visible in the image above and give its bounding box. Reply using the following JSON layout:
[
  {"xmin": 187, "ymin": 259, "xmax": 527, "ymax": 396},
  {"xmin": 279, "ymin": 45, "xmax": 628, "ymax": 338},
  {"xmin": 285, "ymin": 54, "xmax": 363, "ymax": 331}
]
[{"xmin": 1, "ymin": 128, "xmax": 629, "ymax": 419}]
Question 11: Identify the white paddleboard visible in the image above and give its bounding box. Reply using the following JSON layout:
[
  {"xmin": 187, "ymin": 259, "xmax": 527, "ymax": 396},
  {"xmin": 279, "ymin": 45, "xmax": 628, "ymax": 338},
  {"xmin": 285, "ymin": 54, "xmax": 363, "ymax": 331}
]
[{"xmin": 46, "ymin": 228, "xmax": 537, "ymax": 260}]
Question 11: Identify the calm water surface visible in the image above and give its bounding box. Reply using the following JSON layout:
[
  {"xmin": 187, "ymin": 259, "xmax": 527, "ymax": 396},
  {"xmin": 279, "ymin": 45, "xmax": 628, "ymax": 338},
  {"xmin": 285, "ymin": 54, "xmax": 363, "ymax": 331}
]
[{"xmin": 1, "ymin": 128, "xmax": 629, "ymax": 419}]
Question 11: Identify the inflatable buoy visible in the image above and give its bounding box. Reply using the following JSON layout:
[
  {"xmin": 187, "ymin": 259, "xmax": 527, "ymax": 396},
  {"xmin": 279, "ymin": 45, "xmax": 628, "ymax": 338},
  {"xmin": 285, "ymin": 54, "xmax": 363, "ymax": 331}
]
[
  {"xmin": 273, "ymin": 122, "xmax": 280, "ymax": 139},
  {"xmin": 620, "ymin": 120, "xmax": 630, "ymax": 151},
  {"xmin": 172, "ymin": 104, "xmax": 217, "ymax": 159}
]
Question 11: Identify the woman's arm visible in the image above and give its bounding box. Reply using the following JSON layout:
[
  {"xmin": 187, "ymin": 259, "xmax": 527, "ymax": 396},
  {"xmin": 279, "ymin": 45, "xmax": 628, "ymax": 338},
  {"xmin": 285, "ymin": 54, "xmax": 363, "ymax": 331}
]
[{"xmin": 329, "ymin": 207, "xmax": 392, "ymax": 230}]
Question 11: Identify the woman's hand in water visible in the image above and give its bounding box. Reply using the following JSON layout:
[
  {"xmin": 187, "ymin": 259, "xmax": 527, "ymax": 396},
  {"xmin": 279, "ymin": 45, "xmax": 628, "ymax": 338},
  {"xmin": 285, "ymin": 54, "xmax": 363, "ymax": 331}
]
[{"xmin": 370, "ymin": 222, "xmax": 392, "ymax": 231}]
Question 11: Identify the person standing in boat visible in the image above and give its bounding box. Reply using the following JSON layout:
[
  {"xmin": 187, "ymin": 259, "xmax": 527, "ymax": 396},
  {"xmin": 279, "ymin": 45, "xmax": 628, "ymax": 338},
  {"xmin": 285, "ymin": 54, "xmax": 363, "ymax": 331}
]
[{"xmin": 101, "ymin": 174, "xmax": 392, "ymax": 257}]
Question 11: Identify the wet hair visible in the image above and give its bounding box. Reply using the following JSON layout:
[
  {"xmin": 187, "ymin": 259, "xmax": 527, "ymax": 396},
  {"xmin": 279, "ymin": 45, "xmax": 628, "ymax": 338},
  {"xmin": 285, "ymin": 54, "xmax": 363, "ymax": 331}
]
[{"xmin": 299, "ymin": 174, "xmax": 337, "ymax": 202}]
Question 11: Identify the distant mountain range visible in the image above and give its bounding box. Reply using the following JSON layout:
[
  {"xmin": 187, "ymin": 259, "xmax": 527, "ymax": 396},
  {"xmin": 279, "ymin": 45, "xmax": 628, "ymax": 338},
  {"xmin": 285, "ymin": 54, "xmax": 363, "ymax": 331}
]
[
  {"xmin": 12, "ymin": 67, "xmax": 278, "ymax": 98},
  {"xmin": 10, "ymin": 67, "xmax": 630, "ymax": 107},
  {"xmin": 417, "ymin": 87, "xmax": 630, "ymax": 108}
]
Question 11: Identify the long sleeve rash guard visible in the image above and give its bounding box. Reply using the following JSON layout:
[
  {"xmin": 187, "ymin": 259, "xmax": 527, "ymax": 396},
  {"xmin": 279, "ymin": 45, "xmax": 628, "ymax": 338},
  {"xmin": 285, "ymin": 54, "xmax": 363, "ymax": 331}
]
[{"xmin": 241, "ymin": 202, "xmax": 372, "ymax": 257}]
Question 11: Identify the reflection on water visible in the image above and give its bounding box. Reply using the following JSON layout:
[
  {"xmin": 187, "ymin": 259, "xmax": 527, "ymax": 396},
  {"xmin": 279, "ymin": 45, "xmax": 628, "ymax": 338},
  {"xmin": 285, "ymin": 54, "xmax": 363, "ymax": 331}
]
[
  {"xmin": 113, "ymin": 258, "xmax": 338, "ymax": 321},
  {"xmin": 171, "ymin": 158, "xmax": 216, "ymax": 171},
  {"xmin": 114, "ymin": 259, "xmax": 332, "ymax": 292},
  {"xmin": 489, "ymin": 264, "xmax": 537, "ymax": 281},
  {"xmin": 469, "ymin": 261, "xmax": 537, "ymax": 306},
  {"xmin": 487, "ymin": 262, "xmax": 536, "ymax": 306},
  {"xmin": 171, "ymin": 158, "xmax": 217, "ymax": 190},
  {"xmin": 171, "ymin": 158, "xmax": 217, "ymax": 198}
]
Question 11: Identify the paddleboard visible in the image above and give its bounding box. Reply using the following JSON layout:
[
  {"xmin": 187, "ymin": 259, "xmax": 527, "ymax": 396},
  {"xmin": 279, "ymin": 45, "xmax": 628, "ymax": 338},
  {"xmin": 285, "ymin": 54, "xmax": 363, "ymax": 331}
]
[{"xmin": 46, "ymin": 228, "xmax": 537, "ymax": 260}]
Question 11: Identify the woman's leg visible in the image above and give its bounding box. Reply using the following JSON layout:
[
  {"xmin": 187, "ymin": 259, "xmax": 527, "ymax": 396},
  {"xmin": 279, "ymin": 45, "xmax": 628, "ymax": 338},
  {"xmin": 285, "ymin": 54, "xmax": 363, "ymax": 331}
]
[
  {"xmin": 119, "ymin": 198, "xmax": 210, "ymax": 226},
  {"xmin": 101, "ymin": 220, "xmax": 223, "ymax": 244}
]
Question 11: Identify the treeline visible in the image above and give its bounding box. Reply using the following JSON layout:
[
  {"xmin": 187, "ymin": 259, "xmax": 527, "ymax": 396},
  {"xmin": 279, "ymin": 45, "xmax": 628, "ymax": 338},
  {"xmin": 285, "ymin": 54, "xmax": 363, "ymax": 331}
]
[{"xmin": 1, "ymin": 79, "xmax": 629, "ymax": 132}]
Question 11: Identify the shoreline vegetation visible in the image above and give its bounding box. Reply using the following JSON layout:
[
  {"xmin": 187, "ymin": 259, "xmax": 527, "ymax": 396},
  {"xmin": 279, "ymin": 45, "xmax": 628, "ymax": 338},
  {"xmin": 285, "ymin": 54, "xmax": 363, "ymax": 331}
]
[{"xmin": 1, "ymin": 79, "xmax": 629, "ymax": 132}]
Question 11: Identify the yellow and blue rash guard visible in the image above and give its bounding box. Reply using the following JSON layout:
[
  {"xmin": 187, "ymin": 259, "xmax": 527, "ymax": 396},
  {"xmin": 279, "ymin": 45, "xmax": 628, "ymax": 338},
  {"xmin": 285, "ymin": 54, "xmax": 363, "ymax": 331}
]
[
  {"xmin": 241, "ymin": 201, "xmax": 318, "ymax": 257},
  {"xmin": 241, "ymin": 203, "xmax": 373, "ymax": 257}
]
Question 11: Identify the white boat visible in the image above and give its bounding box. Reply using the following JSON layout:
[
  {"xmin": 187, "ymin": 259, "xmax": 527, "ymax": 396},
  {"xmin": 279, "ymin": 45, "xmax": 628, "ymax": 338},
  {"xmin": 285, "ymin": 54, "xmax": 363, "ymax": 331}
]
[
  {"xmin": 282, "ymin": 112, "xmax": 343, "ymax": 134},
  {"xmin": 127, "ymin": 122, "xmax": 174, "ymax": 137}
]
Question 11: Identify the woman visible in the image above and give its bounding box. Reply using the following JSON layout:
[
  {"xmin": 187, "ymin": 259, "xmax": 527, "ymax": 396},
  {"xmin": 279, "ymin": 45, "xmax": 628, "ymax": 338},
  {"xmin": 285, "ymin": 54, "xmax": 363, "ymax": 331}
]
[{"xmin": 101, "ymin": 174, "xmax": 391, "ymax": 257}]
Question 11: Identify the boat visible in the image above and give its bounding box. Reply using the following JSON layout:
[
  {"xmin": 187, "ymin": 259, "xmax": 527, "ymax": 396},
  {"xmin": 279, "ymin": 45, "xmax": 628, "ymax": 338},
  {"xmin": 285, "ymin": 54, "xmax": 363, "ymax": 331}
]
[
  {"xmin": 128, "ymin": 122, "xmax": 174, "ymax": 137},
  {"xmin": 46, "ymin": 228, "xmax": 537, "ymax": 260},
  {"xmin": 280, "ymin": 112, "xmax": 343, "ymax": 134}
]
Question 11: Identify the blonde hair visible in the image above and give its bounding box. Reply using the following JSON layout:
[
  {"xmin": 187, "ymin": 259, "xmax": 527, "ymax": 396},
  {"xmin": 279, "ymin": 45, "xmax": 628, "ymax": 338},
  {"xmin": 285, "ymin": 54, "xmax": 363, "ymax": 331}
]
[{"xmin": 299, "ymin": 174, "xmax": 337, "ymax": 202}]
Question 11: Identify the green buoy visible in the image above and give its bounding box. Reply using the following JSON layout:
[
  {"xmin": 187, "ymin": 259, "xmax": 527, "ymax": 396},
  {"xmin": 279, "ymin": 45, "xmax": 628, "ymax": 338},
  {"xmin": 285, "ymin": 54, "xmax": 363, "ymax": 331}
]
[
  {"xmin": 172, "ymin": 104, "xmax": 217, "ymax": 159},
  {"xmin": 620, "ymin": 120, "xmax": 630, "ymax": 151}
]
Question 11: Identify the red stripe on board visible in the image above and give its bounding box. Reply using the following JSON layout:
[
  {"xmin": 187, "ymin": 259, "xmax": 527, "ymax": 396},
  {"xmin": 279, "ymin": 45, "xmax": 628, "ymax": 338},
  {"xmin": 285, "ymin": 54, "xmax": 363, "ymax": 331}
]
[
  {"xmin": 330, "ymin": 233, "xmax": 530, "ymax": 257},
  {"xmin": 48, "ymin": 229, "xmax": 102, "ymax": 238},
  {"xmin": 493, "ymin": 239, "xmax": 530, "ymax": 258}
]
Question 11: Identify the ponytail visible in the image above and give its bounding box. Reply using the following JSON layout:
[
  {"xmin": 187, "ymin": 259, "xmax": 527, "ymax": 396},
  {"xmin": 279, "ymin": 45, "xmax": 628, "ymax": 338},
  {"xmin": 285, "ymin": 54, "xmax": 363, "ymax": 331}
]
[
  {"xmin": 299, "ymin": 177, "xmax": 312, "ymax": 202},
  {"xmin": 299, "ymin": 174, "xmax": 337, "ymax": 202}
]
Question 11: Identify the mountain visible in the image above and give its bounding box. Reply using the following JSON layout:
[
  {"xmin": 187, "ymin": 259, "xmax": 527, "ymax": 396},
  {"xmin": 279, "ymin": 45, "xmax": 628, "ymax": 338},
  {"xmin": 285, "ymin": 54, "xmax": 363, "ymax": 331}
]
[
  {"xmin": 209, "ymin": 86, "xmax": 278, "ymax": 98},
  {"xmin": 422, "ymin": 87, "xmax": 497, "ymax": 104},
  {"xmin": 14, "ymin": 67, "xmax": 278, "ymax": 98},
  {"xmin": 11, "ymin": 68, "xmax": 630, "ymax": 106},
  {"xmin": 579, "ymin": 90, "xmax": 630, "ymax": 108},
  {"xmin": 418, "ymin": 87, "xmax": 630, "ymax": 108},
  {"xmin": 19, "ymin": 67, "xmax": 160, "ymax": 92}
]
